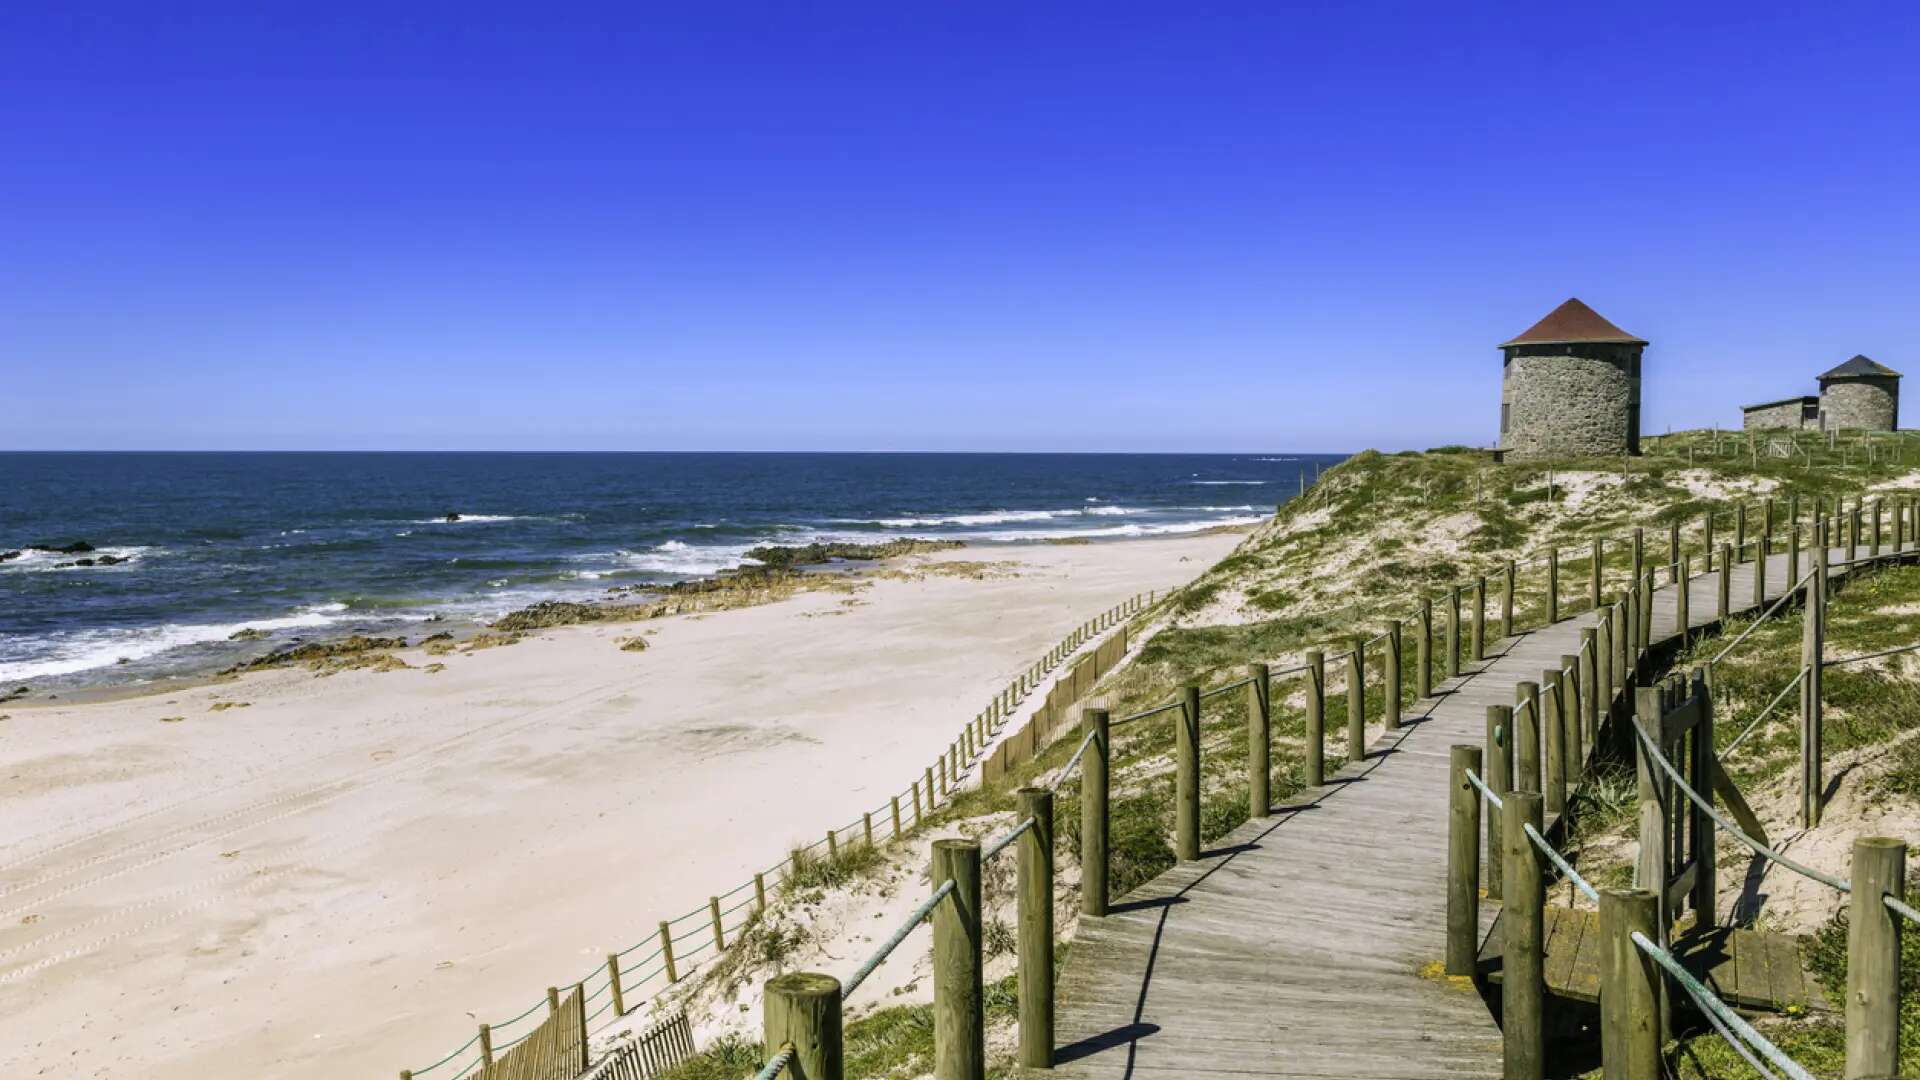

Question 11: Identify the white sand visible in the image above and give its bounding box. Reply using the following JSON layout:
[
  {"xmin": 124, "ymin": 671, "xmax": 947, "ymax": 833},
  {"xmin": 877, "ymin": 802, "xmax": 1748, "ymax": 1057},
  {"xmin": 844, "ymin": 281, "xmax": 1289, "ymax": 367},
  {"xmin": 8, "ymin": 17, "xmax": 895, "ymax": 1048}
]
[{"xmin": 0, "ymin": 532, "xmax": 1239, "ymax": 1079}]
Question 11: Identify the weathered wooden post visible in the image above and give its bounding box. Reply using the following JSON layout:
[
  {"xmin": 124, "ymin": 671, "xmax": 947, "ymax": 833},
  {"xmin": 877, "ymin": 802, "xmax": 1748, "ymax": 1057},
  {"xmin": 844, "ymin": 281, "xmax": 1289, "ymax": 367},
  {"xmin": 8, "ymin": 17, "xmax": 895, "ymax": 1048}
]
[
  {"xmin": 767, "ymin": 972, "xmax": 844, "ymax": 1080},
  {"xmin": 1627, "ymin": 581, "xmax": 1642, "ymax": 661},
  {"xmin": 1615, "ymin": 596, "xmax": 1631, "ymax": 687},
  {"xmin": 1485, "ymin": 704, "xmax": 1512, "ymax": 899},
  {"xmin": 547, "ymin": 985, "xmax": 561, "ymax": 1015},
  {"xmin": 1504, "ymin": 791, "xmax": 1547, "ymax": 1080},
  {"xmin": 1704, "ymin": 510, "xmax": 1715, "ymax": 571},
  {"xmin": 1447, "ymin": 744, "xmax": 1483, "ymax": 976},
  {"xmin": 1850, "ymin": 501, "xmax": 1862, "ymax": 565},
  {"xmin": 1735, "ymin": 503, "xmax": 1747, "ymax": 559},
  {"xmin": 1873, "ymin": 499, "xmax": 1884, "ymax": 558},
  {"xmin": 1789, "ymin": 523, "xmax": 1802, "ymax": 588},
  {"xmin": 1472, "ymin": 576, "xmax": 1486, "ymax": 662},
  {"xmin": 1591, "ymin": 537, "xmax": 1604, "ymax": 610},
  {"xmin": 1597, "ymin": 608, "xmax": 1615, "ymax": 720},
  {"xmin": 1515, "ymin": 681, "xmax": 1541, "ymax": 795},
  {"xmin": 1547, "ymin": 548, "xmax": 1560, "ymax": 623},
  {"xmin": 1581, "ymin": 628, "xmax": 1600, "ymax": 743},
  {"xmin": 756, "ymin": 872, "xmax": 768, "ymax": 913},
  {"xmin": 1675, "ymin": 554, "xmax": 1691, "ymax": 646},
  {"xmin": 1846, "ymin": 837, "xmax": 1906, "ymax": 1080},
  {"xmin": 1542, "ymin": 669, "xmax": 1567, "ymax": 814},
  {"xmin": 931, "ymin": 837, "xmax": 984, "ymax": 1080},
  {"xmin": 891, "ymin": 797, "xmax": 903, "ymax": 839},
  {"xmin": 1632, "ymin": 689, "xmax": 1670, "ymax": 936},
  {"xmin": 1493, "ymin": 561, "xmax": 1511, "ymax": 643},
  {"xmin": 605, "ymin": 953, "xmax": 627, "ymax": 1018},
  {"xmin": 1081, "ymin": 708, "xmax": 1109, "ymax": 917},
  {"xmin": 1447, "ymin": 585, "xmax": 1462, "ymax": 677},
  {"xmin": 478, "ymin": 1023, "xmax": 494, "ymax": 1067},
  {"xmin": 1753, "ymin": 534, "xmax": 1768, "ymax": 607},
  {"xmin": 1632, "ymin": 527, "xmax": 1645, "ymax": 589},
  {"xmin": 1017, "ymin": 788, "xmax": 1055, "ymax": 1069},
  {"xmin": 1417, "ymin": 599, "xmax": 1433, "ymax": 698},
  {"xmin": 1802, "ymin": 559, "xmax": 1826, "ymax": 828},
  {"xmin": 912, "ymin": 780, "xmax": 924, "ymax": 825},
  {"xmin": 710, "ymin": 896, "xmax": 726, "ymax": 950},
  {"xmin": 1599, "ymin": 889, "xmax": 1661, "ymax": 1080},
  {"xmin": 1820, "ymin": 517, "xmax": 1833, "ymax": 600},
  {"xmin": 1384, "ymin": 621, "xmax": 1403, "ymax": 731},
  {"xmin": 1346, "ymin": 641, "xmax": 1366, "ymax": 763},
  {"xmin": 1764, "ymin": 496, "xmax": 1776, "ymax": 558},
  {"xmin": 1247, "ymin": 662, "xmax": 1272, "ymax": 815},
  {"xmin": 1306, "ymin": 650, "xmax": 1326, "ymax": 787},
  {"xmin": 659, "ymin": 921, "xmax": 679, "ymax": 983},
  {"xmin": 1641, "ymin": 569, "xmax": 1655, "ymax": 648},
  {"xmin": 1562, "ymin": 653, "xmax": 1585, "ymax": 777},
  {"xmin": 1717, "ymin": 543, "xmax": 1732, "ymax": 620},
  {"xmin": 1176, "ymin": 684, "xmax": 1201, "ymax": 861},
  {"xmin": 1669, "ymin": 520, "xmax": 1681, "ymax": 583}
]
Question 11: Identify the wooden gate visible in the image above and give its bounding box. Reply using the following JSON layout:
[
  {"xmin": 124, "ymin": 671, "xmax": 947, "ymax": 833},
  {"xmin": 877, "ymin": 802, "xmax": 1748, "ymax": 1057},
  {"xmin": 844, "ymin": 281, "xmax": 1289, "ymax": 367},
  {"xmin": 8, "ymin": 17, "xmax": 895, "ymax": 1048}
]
[
  {"xmin": 1632, "ymin": 670, "xmax": 1716, "ymax": 938},
  {"xmin": 481, "ymin": 986, "xmax": 586, "ymax": 1080}
]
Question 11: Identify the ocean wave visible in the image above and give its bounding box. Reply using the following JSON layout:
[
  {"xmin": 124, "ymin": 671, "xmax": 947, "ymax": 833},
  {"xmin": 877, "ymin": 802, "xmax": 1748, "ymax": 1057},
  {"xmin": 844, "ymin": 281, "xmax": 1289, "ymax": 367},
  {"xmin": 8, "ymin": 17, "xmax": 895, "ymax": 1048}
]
[
  {"xmin": 605, "ymin": 540, "xmax": 762, "ymax": 577},
  {"xmin": 410, "ymin": 514, "xmax": 528, "ymax": 525},
  {"xmin": 0, "ymin": 545, "xmax": 155, "ymax": 572},
  {"xmin": 972, "ymin": 515, "xmax": 1268, "ymax": 542},
  {"xmin": 1190, "ymin": 480, "xmax": 1267, "ymax": 485},
  {"xmin": 0, "ymin": 602, "xmax": 352, "ymax": 682},
  {"xmin": 847, "ymin": 506, "xmax": 1152, "ymax": 527}
]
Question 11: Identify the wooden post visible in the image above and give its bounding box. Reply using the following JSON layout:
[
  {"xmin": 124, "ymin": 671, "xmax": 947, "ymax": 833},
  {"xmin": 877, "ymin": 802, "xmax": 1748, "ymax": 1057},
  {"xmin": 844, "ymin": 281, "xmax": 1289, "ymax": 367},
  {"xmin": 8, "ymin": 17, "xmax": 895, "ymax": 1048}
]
[
  {"xmin": 1802, "ymin": 558, "xmax": 1826, "ymax": 828},
  {"xmin": 1717, "ymin": 543, "xmax": 1732, "ymax": 620},
  {"xmin": 1515, "ymin": 681, "xmax": 1541, "ymax": 794},
  {"xmin": 1447, "ymin": 586, "xmax": 1462, "ymax": 677},
  {"xmin": 1591, "ymin": 537, "xmax": 1604, "ymax": 610},
  {"xmin": 931, "ymin": 838, "xmax": 984, "ymax": 1080},
  {"xmin": 1346, "ymin": 641, "xmax": 1366, "ymax": 763},
  {"xmin": 864, "ymin": 812, "xmax": 874, "ymax": 848},
  {"xmin": 1176, "ymin": 684, "xmax": 1201, "ymax": 861},
  {"xmin": 1562, "ymin": 653, "xmax": 1584, "ymax": 779},
  {"xmin": 1471, "ymin": 576, "xmax": 1486, "ymax": 661},
  {"xmin": 1735, "ymin": 503, "xmax": 1747, "ymax": 559},
  {"xmin": 756, "ymin": 872, "xmax": 768, "ymax": 913},
  {"xmin": 912, "ymin": 779, "xmax": 923, "ymax": 823},
  {"xmin": 1845, "ymin": 837, "xmax": 1906, "ymax": 1080},
  {"xmin": 1632, "ymin": 689, "xmax": 1669, "ymax": 936},
  {"xmin": 1542, "ymin": 669, "xmax": 1566, "ymax": 815},
  {"xmin": 1597, "ymin": 609, "xmax": 1614, "ymax": 722},
  {"xmin": 1581, "ymin": 628, "xmax": 1599, "ymax": 745},
  {"xmin": 710, "ymin": 896, "xmax": 725, "ymax": 950},
  {"xmin": 547, "ymin": 984, "xmax": 561, "ymax": 1015},
  {"xmin": 1247, "ymin": 662, "xmax": 1271, "ymax": 817},
  {"xmin": 926, "ymin": 766, "xmax": 936, "ymax": 810},
  {"xmin": 1704, "ymin": 510, "xmax": 1715, "ymax": 571},
  {"xmin": 1641, "ymin": 570, "xmax": 1655, "ymax": 648},
  {"xmin": 1306, "ymin": 650, "xmax": 1326, "ymax": 787},
  {"xmin": 478, "ymin": 1024, "xmax": 494, "ymax": 1067},
  {"xmin": 1632, "ymin": 526, "xmax": 1644, "ymax": 586},
  {"xmin": 892, "ymin": 796, "xmax": 903, "ymax": 839},
  {"xmin": 1873, "ymin": 499, "xmax": 1884, "ymax": 558},
  {"xmin": 1599, "ymin": 889, "xmax": 1661, "ymax": 1080},
  {"xmin": 1691, "ymin": 668, "xmax": 1717, "ymax": 927},
  {"xmin": 1417, "ymin": 599, "xmax": 1433, "ymax": 698},
  {"xmin": 827, "ymin": 827, "xmax": 839, "ymax": 860},
  {"xmin": 1850, "ymin": 501, "xmax": 1861, "ymax": 565},
  {"xmin": 1503, "ymin": 559, "xmax": 1516, "ymax": 639},
  {"xmin": 1384, "ymin": 621, "xmax": 1403, "ymax": 731},
  {"xmin": 1503, "ymin": 791, "xmax": 1546, "ymax": 1080},
  {"xmin": 1764, "ymin": 496, "xmax": 1776, "ymax": 559},
  {"xmin": 1547, "ymin": 548, "xmax": 1560, "ymax": 623},
  {"xmin": 1447, "ymin": 744, "xmax": 1483, "ymax": 976},
  {"xmin": 1485, "ymin": 705, "xmax": 1511, "ymax": 900},
  {"xmin": 1615, "ymin": 596, "xmax": 1631, "ymax": 689},
  {"xmin": 1753, "ymin": 534, "xmax": 1767, "ymax": 607},
  {"xmin": 1081, "ymin": 709, "xmax": 1109, "ymax": 917},
  {"xmin": 765, "ymin": 972, "xmax": 844, "ymax": 1080},
  {"xmin": 1820, "ymin": 517, "xmax": 1833, "ymax": 600},
  {"xmin": 1789, "ymin": 523, "xmax": 1801, "ymax": 588},
  {"xmin": 1675, "ymin": 553, "xmax": 1691, "ymax": 646},
  {"xmin": 659, "ymin": 921, "xmax": 678, "ymax": 983},
  {"xmin": 1017, "ymin": 788, "xmax": 1055, "ymax": 1069},
  {"xmin": 1669, "ymin": 521, "xmax": 1681, "ymax": 584}
]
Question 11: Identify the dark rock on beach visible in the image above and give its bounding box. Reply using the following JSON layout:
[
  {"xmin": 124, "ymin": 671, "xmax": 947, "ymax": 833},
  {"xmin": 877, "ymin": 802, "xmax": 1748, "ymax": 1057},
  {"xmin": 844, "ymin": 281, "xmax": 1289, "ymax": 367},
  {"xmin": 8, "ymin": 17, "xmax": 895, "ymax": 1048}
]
[
  {"xmin": 743, "ymin": 538, "xmax": 964, "ymax": 569},
  {"xmin": 222, "ymin": 635, "xmax": 409, "ymax": 674}
]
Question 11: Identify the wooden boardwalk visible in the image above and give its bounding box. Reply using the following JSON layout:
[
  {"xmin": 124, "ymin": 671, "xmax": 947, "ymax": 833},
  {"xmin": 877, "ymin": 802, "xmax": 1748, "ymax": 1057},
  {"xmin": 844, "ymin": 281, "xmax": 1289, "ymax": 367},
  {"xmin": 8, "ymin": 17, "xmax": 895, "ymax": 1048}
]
[{"xmin": 1046, "ymin": 543, "xmax": 1850, "ymax": 1078}]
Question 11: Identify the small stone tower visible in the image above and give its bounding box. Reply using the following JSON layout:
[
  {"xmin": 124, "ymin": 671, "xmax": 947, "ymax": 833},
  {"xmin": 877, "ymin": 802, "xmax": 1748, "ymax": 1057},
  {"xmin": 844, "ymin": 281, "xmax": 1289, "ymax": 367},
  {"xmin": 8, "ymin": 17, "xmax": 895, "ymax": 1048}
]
[
  {"xmin": 1498, "ymin": 298, "xmax": 1645, "ymax": 459},
  {"xmin": 1816, "ymin": 355, "xmax": 1900, "ymax": 432}
]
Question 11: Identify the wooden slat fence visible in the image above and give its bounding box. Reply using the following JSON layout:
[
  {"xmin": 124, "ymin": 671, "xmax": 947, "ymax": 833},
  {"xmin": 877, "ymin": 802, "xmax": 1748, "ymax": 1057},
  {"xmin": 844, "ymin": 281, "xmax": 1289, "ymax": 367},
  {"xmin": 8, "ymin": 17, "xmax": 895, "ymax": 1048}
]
[
  {"xmin": 982, "ymin": 624, "xmax": 1128, "ymax": 783},
  {"xmin": 583, "ymin": 1011, "xmax": 696, "ymax": 1080},
  {"xmin": 478, "ymin": 987, "xmax": 585, "ymax": 1080}
]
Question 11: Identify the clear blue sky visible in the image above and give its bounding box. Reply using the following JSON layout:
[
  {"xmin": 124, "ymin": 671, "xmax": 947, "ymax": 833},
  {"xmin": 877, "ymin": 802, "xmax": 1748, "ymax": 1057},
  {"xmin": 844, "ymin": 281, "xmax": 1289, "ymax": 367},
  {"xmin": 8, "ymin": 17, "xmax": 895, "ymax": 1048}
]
[{"xmin": 5, "ymin": 3, "xmax": 1917, "ymax": 452}]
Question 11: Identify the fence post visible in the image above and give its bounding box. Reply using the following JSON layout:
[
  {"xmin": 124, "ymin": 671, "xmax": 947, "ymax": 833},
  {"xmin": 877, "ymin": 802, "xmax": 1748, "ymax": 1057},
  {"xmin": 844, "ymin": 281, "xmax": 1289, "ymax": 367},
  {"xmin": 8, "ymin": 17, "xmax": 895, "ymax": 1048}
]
[
  {"xmin": 1248, "ymin": 662, "xmax": 1271, "ymax": 816},
  {"xmin": 606, "ymin": 954, "xmax": 626, "ymax": 1017},
  {"xmin": 1820, "ymin": 517, "xmax": 1833, "ymax": 600},
  {"xmin": 1632, "ymin": 526, "xmax": 1644, "ymax": 586},
  {"xmin": 1789, "ymin": 523, "xmax": 1803, "ymax": 588},
  {"xmin": 1753, "ymin": 534, "xmax": 1767, "ymax": 607},
  {"xmin": 1447, "ymin": 586, "xmax": 1462, "ymax": 677},
  {"xmin": 913, "ymin": 779, "xmax": 923, "ymax": 824},
  {"xmin": 932, "ymin": 837, "xmax": 985, "ymax": 1080},
  {"xmin": 1873, "ymin": 498, "xmax": 1884, "ymax": 558},
  {"xmin": 1306, "ymin": 650, "xmax": 1326, "ymax": 787},
  {"xmin": 1850, "ymin": 501, "xmax": 1861, "ymax": 565},
  {"xmin": 1641, "ymin": 570, "xmax": 1655, "ymax": 648},
  {"xmin": 1675, "ymin": 553, "xmax": 1691, "ymax": 646},
  {"xmin": 1542, "ymin": 669, "xmax": 1566, "ymax": 815},
  {"xmin": 1669, "ymin": 520, "xmax": 1681, "ymax": 583},
  {"xmin": 1472, "ymin": 576, "xmax": 1486, "ymax": 661},
  {"xmin": 1580, "ymin": 628, "xmax": 1599, "ymax": 746},
  {"xmin": 1716, "ymin": 543, "xmax": 1732, "ymax": 620},
  {"xmin": 1597, "ymin": 609, "xmax": 1614, "ymax": 722},
  {"xmin": 892, "ymin": 797, "xmax": 903, "ymax": 839},
  {"xmin": 659, "ymin": 920, "xmax": 678, "ymax": 983},
  {"xmin": 766, "ymin": 971, "xmax": 845, "ymax": 1080},
  {"xmin": 1592, "ymin": 537, "xmax": 1604, "ymax": 610},
  {"xmin": 1704, "ymin": 509, "xmax": 1715, "ymax": 571},
  {"xmin": 1632, "ymin": 689, "xmax": 1669, "ymax": 936},
  {"xmin": 1347, "ymin": 641, "xmax": 1366, "ymax": 762},
  {"xmin": 1417, "ymin": 598, "xmax": 1434, "ymax": 698},
  {"xmin": 1447, "ymin": 744, "xmax": 1483, "ymax": 976},
  {"xmin": 478, "ymin": 1023, "xmax": 494, "ymax": 1067},
  {"xmin": 1802, "ymin": 558, "xmax": 1826, "ymax": 828},
  {"xmin": 756, "ymin": 872, "xmax": 768, "ymax": 913},
  {"xmin": 1017, "ymin": 788, "xmax": 1055, "ymax": 1069},
  {"xmin": 1081, "ymin": 708, "xmax": 1110, "ymax": 917},
  {"xmin": 1547, "ymin": 548, "xmax": 1560, "ymax": 623},
  {"xmin": 1495, "ymin": 560, "xmax": 1512, "ymax": 641},
  {"xmin": 1735, "ymin": 503, "xmax": 1747, "ymax": 559},
  {"xmin": 1503, "ymin": 791, "xmax": 1546, "ymax": 1080},
  {"xmin": 1846, "ymin": 837, "xmax": 1906, "ymax": 1080},
  {"xmin": 1384, "ymin": 621, "xmax": 1403, "ymax": 730},
  {"xmin": 1176, "ymin": 684, "xmax": 1201, "ymax": 861},
  {"xmin": 1627, "ymin": 581, "xmax": 1642, "ymax": 662},
  {"xmin": 547, "ymin": 985, "xmax": 561, "ymax": 1015},
  {"xmin": 1485, "ymin": 705, "xmax": 1511, "ymax": 900},
  {"xmin": 1599, "ymin": 889, "xmax": 1661, "ymax": 1080},
  {"xmin": 1515, "ymin": 681, "xmax": 1541, "ymax": 795},
  {"xmin": 1562, "ymin": 653, "xmax": 1584, "ymax": 778}
]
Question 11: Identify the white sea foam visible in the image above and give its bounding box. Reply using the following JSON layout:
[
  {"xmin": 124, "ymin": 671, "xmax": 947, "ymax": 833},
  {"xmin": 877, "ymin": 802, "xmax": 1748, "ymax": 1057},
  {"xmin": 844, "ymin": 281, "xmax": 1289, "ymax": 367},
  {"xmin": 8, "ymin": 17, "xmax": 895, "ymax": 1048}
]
[
  {"xmin": 850, "ymin": 506, "xmax": 1153, "ymax": 527},
  {"xmin": 0, "ymin": 546, "xmax": 154, "ymax": 572},
  {"xmin": 0, "ymin": 602, "xmax": 352, "ymax": 682},
  {"xmin": 1190, "ymin": 480, "xmax": 1267, "ymax": 485},
  {"xmin": 606, "ymin": 540, "xmax": 762, "ymax": 577},
  {"xmin": 411, "ymin": 514, "xmax": 527, "ymax": 525},
  {"xmin": 971, "ymin": 515, "xmax": 1268, "ymax": 542}
]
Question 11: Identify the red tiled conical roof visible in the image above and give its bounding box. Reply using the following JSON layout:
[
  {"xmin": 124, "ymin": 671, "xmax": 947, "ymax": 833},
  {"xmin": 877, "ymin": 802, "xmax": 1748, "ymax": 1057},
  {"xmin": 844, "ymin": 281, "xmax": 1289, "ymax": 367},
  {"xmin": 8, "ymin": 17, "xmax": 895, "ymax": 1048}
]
[{"xmin": 1500, "ymin": 298, "xmax": 1647, "ymax": 348}]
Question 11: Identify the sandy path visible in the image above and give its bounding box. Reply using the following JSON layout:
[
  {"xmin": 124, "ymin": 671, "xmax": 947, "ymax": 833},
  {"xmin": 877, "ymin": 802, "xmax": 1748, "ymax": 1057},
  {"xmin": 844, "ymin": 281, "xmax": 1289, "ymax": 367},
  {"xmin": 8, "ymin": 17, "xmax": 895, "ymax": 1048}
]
[{"xmin": 0, "ymin": 532, "xmax": 1238, "ymax": 1079}]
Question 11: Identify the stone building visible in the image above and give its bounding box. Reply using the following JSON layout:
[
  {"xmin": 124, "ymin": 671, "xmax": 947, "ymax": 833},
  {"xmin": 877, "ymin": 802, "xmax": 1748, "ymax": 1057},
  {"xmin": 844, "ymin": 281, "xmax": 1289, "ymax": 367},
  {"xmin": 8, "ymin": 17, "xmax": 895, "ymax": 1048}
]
[
  {"xmin": 1498, "ymin": 297, "xmax": 1645, "ymax": 459},
  {"xmin": 1739, "ymin": 355, "xmax": 1901, "ymax": 432}
]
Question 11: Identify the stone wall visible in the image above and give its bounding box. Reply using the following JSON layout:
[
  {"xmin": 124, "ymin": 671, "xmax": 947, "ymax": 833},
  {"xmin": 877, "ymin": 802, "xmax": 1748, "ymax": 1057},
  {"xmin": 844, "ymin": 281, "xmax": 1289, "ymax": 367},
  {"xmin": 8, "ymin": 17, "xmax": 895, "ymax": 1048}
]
[
  {"xmin": 1500, "ymin": 351, "xmax": 1635, "ymax": 457},
  {"xmin": 1743, "ymin": 401, "xmax": 1815, "ymax": 432},
  {"xmin": 1820, "ymin": 377, "xmax": 1898, "ymax": 431}
]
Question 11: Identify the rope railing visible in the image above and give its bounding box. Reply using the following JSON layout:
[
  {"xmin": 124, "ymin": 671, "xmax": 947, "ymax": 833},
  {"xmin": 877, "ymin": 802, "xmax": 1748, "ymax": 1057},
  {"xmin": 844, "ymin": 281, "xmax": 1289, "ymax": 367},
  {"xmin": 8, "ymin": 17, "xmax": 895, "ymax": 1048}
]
[
  {"xmin": 1709, "ymin": 570, "xmax": 1817, "ymax": 666},
  {"xmin": 983, "ymin": 817, "xmax": 1035, "ymax": 862},
  {"xmin": 754, "ymin": 1044, "xmax": 795, "ymax": 1080},
  {"xmin": 1720, "ymin": 668, "xmax": 1808, "ymax": 759},
  {"xmin": 843, "ymin": 878, "xmax": 954, "ymax": 997},
  {"xmin": 1824, "ymin": 640, "xmax": 1920, "ymax": 667},
  {"xmin": 1048, "ymin": 728, "xmax": 1099, "ymax": 791},
  {"xmin": 1463, "ymin": 768, "xmax": 1504, "ymax": 810},
  {"xmin": 1631, "ymin": 931, "xmax": 1816, "ymax": 1080},
  {"xmin": 1523, "ymin": 822, "xmax": 1599, "ymax": 902}
]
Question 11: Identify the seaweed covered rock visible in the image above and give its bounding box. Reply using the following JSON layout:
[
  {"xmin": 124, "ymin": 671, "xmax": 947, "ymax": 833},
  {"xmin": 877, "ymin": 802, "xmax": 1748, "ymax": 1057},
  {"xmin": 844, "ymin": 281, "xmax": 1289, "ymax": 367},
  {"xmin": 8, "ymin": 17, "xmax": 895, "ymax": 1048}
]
[
  {"xmin": 742, "ymin": 538, "xmax": 963, "ymax": 569},
  {"xmin": 223, "ymin": 635, "xmax": 409, "ymax": 674}
]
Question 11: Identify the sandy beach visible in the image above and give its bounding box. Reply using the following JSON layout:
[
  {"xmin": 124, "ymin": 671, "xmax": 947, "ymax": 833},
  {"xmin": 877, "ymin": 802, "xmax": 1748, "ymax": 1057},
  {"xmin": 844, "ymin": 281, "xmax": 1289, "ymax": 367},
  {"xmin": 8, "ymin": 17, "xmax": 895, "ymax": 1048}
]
[{"xmin": 0, "ymin": 531, "xmax": 1240, "ymax": 1079}]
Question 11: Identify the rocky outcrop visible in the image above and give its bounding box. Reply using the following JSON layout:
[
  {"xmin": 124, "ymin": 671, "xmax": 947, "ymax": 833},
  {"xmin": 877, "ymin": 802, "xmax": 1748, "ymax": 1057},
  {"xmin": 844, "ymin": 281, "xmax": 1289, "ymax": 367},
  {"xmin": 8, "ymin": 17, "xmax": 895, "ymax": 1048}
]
[
  {"xmin": 742, "ymin": 538, "xmax": 964, "ymax": 569},
  {"xmin": 223, "ymin": 635, "xmax": 410, "ymax": 675}
]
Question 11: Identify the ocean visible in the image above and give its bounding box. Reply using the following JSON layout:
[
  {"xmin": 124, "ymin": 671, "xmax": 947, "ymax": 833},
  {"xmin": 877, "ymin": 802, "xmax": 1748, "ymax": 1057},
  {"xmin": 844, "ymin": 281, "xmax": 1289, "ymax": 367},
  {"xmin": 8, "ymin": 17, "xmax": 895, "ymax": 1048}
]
[{"xmin": 0, "ymin": 451, "xmax": 1343, "ymax": 691}]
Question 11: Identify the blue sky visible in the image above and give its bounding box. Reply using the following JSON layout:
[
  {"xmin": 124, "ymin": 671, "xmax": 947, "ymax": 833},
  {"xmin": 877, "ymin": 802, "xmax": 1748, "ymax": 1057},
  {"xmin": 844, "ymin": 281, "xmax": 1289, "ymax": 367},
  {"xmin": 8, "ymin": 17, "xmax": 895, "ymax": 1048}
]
[{"xmin": 4, "ymin": 3, "xmax": 1917, "ymax": 451}]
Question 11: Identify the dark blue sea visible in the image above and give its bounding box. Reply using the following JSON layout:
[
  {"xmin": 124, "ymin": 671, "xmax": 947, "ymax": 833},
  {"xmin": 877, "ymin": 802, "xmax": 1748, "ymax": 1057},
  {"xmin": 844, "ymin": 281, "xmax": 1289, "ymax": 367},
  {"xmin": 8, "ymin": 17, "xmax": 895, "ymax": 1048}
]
[{"xmin": 0, "ymin": 452, "xmax": 1343, "ymax": 690}]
